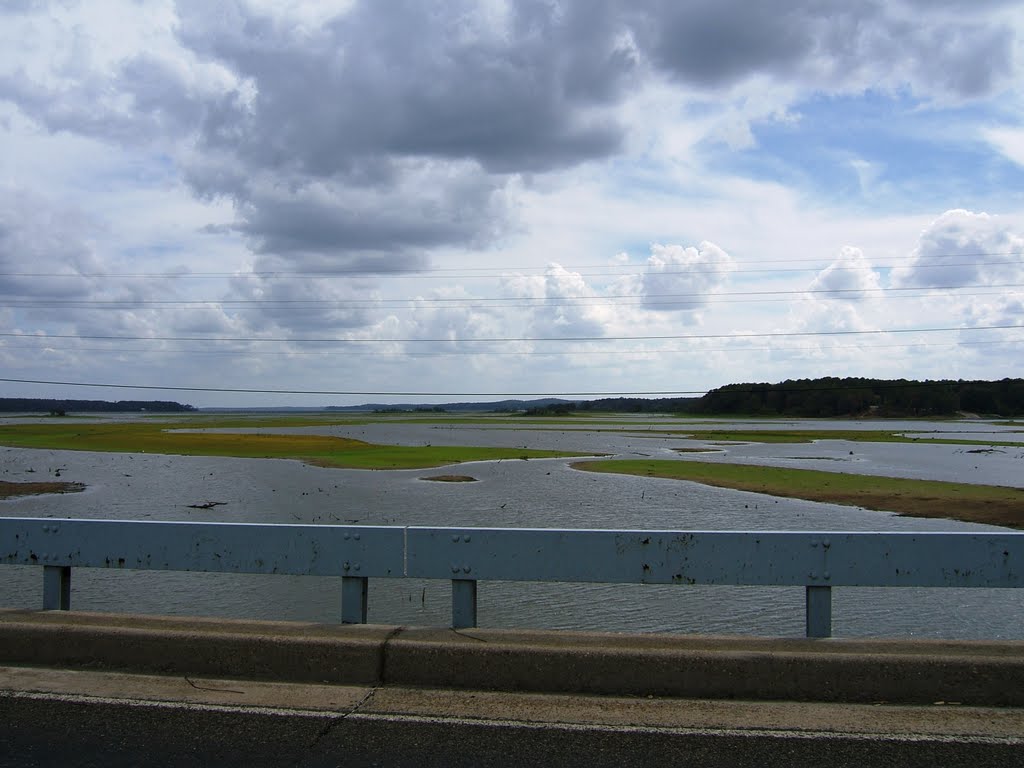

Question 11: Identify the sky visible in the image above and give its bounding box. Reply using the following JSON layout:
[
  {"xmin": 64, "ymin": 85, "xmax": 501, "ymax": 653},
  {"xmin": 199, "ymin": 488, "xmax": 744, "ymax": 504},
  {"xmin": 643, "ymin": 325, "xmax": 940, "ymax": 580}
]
[{"xmin": 1, "ymin": 0, "xmax": 1024, "ymax": 408}]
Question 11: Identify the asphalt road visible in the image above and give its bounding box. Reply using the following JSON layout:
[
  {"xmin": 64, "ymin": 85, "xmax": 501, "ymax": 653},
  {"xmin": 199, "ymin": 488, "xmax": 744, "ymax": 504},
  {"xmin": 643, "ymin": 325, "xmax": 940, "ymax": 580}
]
[{"xmin": 2, "ymin": 694, "xmax": 1020, "ymax": 768}]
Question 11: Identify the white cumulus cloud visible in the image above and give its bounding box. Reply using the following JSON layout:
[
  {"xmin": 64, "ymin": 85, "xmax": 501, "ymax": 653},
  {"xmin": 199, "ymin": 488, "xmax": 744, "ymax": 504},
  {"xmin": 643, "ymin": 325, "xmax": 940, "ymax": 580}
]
[
  {"xmin": 892, "ymin": 209, "xmax": 1024, "ymax": 288},
  {"xmin": 640, "ymin": 241, "xmax": 735, "ymax": 318},
  {"xmin": 809, "ymin": 246, "xmax": 881, "ymax": 300}
]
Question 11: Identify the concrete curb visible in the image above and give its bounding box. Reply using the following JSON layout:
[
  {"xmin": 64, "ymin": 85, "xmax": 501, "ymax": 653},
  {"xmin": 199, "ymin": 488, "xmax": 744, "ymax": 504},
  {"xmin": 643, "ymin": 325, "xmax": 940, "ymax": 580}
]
[{"xmin": 2, "ymin": 609, "xmax": 1023, "ymax": 705}]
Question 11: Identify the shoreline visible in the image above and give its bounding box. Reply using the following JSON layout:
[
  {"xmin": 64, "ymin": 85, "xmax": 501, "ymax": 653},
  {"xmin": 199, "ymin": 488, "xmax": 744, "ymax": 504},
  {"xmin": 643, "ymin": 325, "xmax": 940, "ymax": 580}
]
[
  {"xmin": 0, "ymin": 480, "xmax": 86, "ymax": 501},
  {"xmin": 572, "ymin": 460, "xmax": 1024, "ymax": 530}
]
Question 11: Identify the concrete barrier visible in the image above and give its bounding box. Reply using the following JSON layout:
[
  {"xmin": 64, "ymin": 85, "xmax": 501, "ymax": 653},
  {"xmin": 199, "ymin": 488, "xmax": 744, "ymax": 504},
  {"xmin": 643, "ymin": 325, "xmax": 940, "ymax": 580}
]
[{"xmin": 2, "ymin": 609, "xmax": 1023, "ymax": 706}]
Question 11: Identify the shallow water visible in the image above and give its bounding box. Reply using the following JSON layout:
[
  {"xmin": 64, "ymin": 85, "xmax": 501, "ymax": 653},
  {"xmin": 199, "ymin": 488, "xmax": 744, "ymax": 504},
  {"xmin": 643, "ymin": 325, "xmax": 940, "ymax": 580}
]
[{"xmin": 1, "ymin": 416, "xmax": 1023, "ymax": 639}]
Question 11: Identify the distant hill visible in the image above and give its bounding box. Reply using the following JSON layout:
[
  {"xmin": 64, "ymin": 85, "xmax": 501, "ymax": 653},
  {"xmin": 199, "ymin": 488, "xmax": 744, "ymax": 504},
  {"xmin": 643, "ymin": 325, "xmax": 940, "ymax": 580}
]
[
  {"xmin": 326, "ymin": 398, "xmax": 573, "ymax": 413},
  {"xmin": 0, "ymin": 398, "xmax": 196, "ymax": 414}
]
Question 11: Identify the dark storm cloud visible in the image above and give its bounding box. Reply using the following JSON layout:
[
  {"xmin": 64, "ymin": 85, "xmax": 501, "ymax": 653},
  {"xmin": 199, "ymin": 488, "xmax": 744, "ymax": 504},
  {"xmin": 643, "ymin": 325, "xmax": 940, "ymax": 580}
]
[
  {"xmin": 238, "ymin": 187, "xmax": 489, "ymax": 257},
  {"xmin": 629, "ymin": 0, "xmax": 1014, "ymax": 97},
  {"xmin": 175, "ymin": 0, "xmax": 634, "ymax": 175},
  {"xmin": 629, "ymin": 0, "xmax": 815, "ymax": 87},
  {"xmin": 131, "ymin": 0, "xmax": 632, "ymax": 273}
]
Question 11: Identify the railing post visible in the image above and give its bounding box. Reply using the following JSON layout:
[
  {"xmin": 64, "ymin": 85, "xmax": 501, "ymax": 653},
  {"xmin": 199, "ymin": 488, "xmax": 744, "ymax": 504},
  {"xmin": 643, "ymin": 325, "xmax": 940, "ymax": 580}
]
[
  {"xmin": 805, "ymin": 585, "xmax": 832, "ymax": 638},
  {"xmin": 452, "ymin": 579, "xmax": 477, "ymax": 629},
  {"xmin": 341, "ymin": 576, "xmax": 368, "ymax": 624},
  {"xmin": 43, "ymin": 566, "xmax": 71, "ymax": 611}
]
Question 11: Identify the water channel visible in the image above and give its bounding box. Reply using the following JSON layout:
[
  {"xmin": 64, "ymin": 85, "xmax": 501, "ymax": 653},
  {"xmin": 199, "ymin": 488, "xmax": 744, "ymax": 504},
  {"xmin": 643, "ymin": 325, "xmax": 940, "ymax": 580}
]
[{"xmin": 2, "ymin": 415, "xmax": 1023, "ymax": 639}]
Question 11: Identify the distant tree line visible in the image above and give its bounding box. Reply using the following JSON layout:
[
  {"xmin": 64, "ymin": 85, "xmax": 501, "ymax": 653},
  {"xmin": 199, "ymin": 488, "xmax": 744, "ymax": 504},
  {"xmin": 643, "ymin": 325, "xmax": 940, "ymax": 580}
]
[
  {"xmin": 0, "ymin": 399, "xmax": 196, "ymax": 414},
  {"xmin": 521, "ymin": 378, "xmax": 1024, "ymax": 418},
  {"xmin": 690, "ymin": 378, "xmax": 1024, "ymax": 417},
  {"xmin": 580, "ymin": 397, "xmax": 701, "ymax": 413},
  {"xmin": 525, "ymin": 397, "xmax": 701, "ymax": 415}
]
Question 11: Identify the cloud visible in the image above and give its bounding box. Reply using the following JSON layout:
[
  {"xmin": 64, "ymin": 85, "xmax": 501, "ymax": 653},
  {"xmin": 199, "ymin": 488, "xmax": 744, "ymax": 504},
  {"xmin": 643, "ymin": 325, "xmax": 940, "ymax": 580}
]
[
  {"xmin": 808, "ymin": 246, "xmax": 881, "ymax": 300},
  {"xmin": 640, "ymin": 241, "xmax": 734, "ymax": 318},
  {"xmin": 6, "ymin": 2, "xmax": 1011, "ymax": 261},
  {"xmin": 178, "ymin": 0, "xmax": 635, "ymax": 173},
  {"xmin": 0, "ymin": 188, "xmax": 102, "ymax": 305},
  {"xmin": 892, "ymin": 209, "xmax": 1024, "ymax": 288},
  {"xmin": 166, "ymin": 0, "xmax": 642, "ymax": 274},
  {"xmin": 629, "ymin": 0, "xmax": 1015, "ymax": 98},
  {"xmin": 0, "ymin": 2, "xmax": 1022, "ymax": 402},
  {"xmin": 503, "ymin": 263, "xmax": 610, "ymax": 338},
  {"xmin": 628, "ymin": 1, "xmax": 815, "ymax": 88},
  {"xmin": 1, "ymin": 0, "xmax": 1016, "ymax": 285},
  {"xmin": 227, "ymin": 272, "xmax": 378, "ymax": 334},
  {"xmin": 984, "ymin": 127, "xmax": 1024, "ymax": 168},
  {"xmin": 229, "ymin": 162, "xmax": 506, "ymax": 260}
]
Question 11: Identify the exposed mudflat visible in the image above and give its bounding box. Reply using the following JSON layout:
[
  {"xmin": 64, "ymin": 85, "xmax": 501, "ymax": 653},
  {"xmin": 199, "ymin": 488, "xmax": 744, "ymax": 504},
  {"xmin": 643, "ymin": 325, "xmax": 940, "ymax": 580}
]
[{"xmin": 0, "ymin": 480, "xmax": 84, "ymax": 500}]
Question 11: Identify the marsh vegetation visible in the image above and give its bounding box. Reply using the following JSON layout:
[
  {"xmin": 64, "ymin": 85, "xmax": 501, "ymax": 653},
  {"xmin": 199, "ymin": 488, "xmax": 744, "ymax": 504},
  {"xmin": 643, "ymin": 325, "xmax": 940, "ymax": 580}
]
[
  {"xmin": 574, "ymin": 459, "xmax": 1024, "ymax": 529},
  {"xmin": 1, "ymin": 413, "xmax": 1021, "ymax": 529}
]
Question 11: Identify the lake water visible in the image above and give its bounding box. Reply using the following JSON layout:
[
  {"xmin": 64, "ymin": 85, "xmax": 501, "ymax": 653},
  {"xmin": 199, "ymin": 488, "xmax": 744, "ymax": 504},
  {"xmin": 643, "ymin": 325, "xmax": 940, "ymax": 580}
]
[{"xmin": 2, "ymin": 415, "xmax": 1023, "ymax": 639}]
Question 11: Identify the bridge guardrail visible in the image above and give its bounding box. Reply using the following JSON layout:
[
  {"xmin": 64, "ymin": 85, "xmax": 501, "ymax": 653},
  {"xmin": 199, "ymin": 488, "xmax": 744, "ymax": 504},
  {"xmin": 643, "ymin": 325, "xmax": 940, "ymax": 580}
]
[{"xmin": 2, "ymin": 517, "xmax": 1022, "ymax": 637}]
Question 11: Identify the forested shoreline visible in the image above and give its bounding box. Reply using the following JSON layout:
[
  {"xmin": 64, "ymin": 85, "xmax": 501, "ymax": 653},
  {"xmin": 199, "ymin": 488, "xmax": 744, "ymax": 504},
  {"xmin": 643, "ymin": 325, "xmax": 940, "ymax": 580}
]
[
  {"xmin": 0, "ymin": 399, "xmax": 196, "ymax": 414},
  {"xmin": 689, "ymin": 377, "xmax": 1024, "ymax": 417},
  {"xmin": 3, "ymin": 377, "xmax": 1023, "ymax": 418},
  {"xmin": 561, "ymin": 378, "xmax": 1024, "ymax": 417}
]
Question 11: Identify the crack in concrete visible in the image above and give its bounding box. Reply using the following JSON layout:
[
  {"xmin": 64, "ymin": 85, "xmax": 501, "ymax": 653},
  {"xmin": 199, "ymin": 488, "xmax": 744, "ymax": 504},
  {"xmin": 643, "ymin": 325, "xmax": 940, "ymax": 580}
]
[
  {"xmin": 297, "ymin": 625, "xmax": 407, "ymax": 763},
  {"xmin": 183, "ymin": 676, "xmax": 244, "ymax": 695}
]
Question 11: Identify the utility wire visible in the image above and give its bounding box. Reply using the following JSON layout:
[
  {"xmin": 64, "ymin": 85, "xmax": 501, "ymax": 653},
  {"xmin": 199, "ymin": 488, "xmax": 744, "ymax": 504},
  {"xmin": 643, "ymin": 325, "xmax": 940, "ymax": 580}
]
[
  {"xmin": 2, "ymin": 323, "xmax": 1019, "ymax": 345},
  {"xmin": 1, "ymin": 254, "xmax": 1020, "ymax": 281},
  {"xmin": 4, "ymin": 284, "xmax": 1021, "ymax": 310},
  {"xmin": 3, "ymin": 337, "xmax": 1019, "ymax": 358},
  {"xmin": 0, "ymin": 377, "xmax": 704, "ymax": 397},
  {"xmin": 0, "ymin": 376, "xmax": 1014, "ymax": 400}
]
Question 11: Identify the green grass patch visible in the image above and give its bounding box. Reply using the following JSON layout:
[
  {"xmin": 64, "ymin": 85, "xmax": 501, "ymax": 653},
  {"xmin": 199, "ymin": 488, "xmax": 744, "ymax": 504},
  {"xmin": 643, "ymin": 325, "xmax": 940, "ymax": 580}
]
[
  {"xmin": 655, "ymin": 429, "xmax": 1024, "ymax": 447},
  {"xmin": 573, "ymin": 459, "xmax": 1024, "ymax": 529},
  {"xmin": 0, "ymin": 420, "xmax": 584, "ymax": 470}
]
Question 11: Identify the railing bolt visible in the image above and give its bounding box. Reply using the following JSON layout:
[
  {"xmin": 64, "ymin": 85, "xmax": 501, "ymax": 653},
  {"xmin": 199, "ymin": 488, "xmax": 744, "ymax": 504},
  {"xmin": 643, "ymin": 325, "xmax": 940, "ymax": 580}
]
[
  {"xmin": 343, "ymin": 561, "xmax": 350, "ymax": 571},
  {"xmin": 343, "ymin": 534, "xmax": 350, "ymax": 540},
  {"xmin": 452, "ymin": 535, "xmax": 460, "ymax": 542},
  {"xmin": 450, "ymin": 564, "xmax": 460, "ymax": 573},
  {"xmin": 824, "ymin": 571, "xmax": 831, "ymax": 580},
  {"xmin": 464, "ymin": 535, "xmax": 471, "ymax": 543},
  {"xmin": 354, "ymin": 534, "xmax": 361, "ymax": 541},
  {"xmin": 463, "ymin": 565, "xmax": 471, "ymax": 573}
]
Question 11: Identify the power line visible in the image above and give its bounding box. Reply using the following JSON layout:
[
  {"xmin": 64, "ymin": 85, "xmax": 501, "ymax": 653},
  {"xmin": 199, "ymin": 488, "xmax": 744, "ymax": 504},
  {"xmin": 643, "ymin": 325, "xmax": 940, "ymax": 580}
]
[
  {"xmin": 4, "ymin": 284, "xmax": 1022, "ymax": 310},
  {"xmin": 1, "ymin": 254, "xmax": 1020, "ymax": 281},
  {"xmin": 0, "ymin": 376, "xmax": 1017, "ymax": 400},
  {"xmin": 2, "ymin": 323, "xmax": 1020, "ymax": 345},
  {"xmin": 3, "ymin": 338, "xmax": 1020, "ymax": 358},
  {"xmin": 0, "ymin": 377, "xmax": 705, "ymax": 397}
]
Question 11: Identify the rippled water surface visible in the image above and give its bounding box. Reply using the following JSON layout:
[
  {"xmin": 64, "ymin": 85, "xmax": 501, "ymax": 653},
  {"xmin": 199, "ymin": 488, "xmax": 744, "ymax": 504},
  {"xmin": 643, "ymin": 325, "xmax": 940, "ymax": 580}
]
[{"xmin": 2, "ymin": 415, "xmax": 1023, "ymax": 639}]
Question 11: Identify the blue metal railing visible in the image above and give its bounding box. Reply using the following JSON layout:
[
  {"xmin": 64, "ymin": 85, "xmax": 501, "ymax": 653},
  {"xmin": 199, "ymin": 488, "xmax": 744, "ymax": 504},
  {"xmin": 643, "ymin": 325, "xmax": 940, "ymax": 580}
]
[{"xmin": 2, "ymin": 516, "xmax": 1022, "ymax": 637}]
